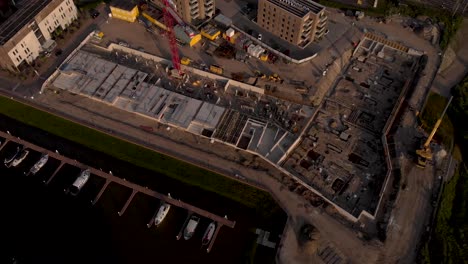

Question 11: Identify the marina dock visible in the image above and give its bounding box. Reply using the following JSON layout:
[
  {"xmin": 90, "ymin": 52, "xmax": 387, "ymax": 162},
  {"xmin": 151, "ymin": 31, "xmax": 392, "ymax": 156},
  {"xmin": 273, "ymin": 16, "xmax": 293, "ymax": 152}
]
[{"xmin": 0, "ymin": 130, "xmax": 236, "ymax": 251}]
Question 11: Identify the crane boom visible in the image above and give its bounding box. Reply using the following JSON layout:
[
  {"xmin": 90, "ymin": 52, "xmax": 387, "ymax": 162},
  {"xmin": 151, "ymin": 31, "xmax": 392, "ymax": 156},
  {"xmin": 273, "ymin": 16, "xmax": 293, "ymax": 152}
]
[
  {"xmin": 161, "ymin": 0, "xmax": 181, "ymax": 73},
  {"xmin": 423, "ymin": 96, "xmax": 453, "ymax": 148},
  {"xmin": 416, "ymin": 95, "xmax": 453, "ymax": 168}
]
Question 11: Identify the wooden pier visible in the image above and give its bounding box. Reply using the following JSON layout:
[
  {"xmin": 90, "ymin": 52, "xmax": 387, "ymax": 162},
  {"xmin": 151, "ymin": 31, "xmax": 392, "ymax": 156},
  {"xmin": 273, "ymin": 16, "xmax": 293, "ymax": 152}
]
[
  {"xmin": 0, "ymin": 139, "xmax": 9, "ymax": 151},
  {"xmin": 0, "ymin": 130, "xmax": 236, "ymax": 251}
]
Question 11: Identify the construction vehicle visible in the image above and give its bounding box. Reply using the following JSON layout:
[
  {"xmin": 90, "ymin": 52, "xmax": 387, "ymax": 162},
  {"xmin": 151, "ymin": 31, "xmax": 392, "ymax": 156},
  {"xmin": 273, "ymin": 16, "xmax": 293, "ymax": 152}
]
[
  {"xmin": 180, "ymin": 57, "xmax": 191, "ymax": 65},
  {"xmin": 209, "ymin": 65, "xmax": 223, "ymax": 75},
  {"xmin": 415, "ymin": 96, "xmax": 453, "ymax": 168},
  {"xmin": 269, "ymin": 73, "xmax": 282, "ymax": 82},
  {"xmin": 254, "ymin": 70, "xmax": 266, "ymax": 79}
]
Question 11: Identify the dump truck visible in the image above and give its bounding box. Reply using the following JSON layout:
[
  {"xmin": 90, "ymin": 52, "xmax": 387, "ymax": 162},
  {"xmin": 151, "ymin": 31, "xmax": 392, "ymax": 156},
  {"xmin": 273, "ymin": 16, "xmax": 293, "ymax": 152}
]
[{"xmin": 210, "ymin": 65, "xmax": 223, "ymax": 75}]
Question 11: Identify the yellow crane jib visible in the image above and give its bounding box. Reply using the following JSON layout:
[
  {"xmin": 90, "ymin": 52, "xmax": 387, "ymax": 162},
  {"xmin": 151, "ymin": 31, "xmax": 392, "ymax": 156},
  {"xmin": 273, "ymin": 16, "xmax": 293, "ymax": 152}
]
[{"xmin": 416, "ymin": 96, "xmax": 453, "ymax": 168}]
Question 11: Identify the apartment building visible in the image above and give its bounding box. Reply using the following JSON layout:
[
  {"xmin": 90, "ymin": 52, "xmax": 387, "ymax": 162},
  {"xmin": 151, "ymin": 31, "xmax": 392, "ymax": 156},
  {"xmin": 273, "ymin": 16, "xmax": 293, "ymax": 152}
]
[
  {"xmin": 171, "ymin": 0, "xmax": 215, "ymax": 24},
  {"xmin": 0, "ymin": 0, "xmax": 77, "ymax": 72},
  {"xmin": 257, "ymin": 0, "xmax": 327, "ymax": 47}
]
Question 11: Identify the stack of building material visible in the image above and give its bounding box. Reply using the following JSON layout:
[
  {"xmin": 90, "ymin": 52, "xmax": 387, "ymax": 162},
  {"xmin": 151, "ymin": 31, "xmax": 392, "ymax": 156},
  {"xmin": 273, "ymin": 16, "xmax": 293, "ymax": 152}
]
[
  {"xmin": 226, "ymin": 28, "xmax": 235, "ymax": 37},
  {"xmin": 247, "ymin": 45, "xmax": 265, "ymax": 58}
]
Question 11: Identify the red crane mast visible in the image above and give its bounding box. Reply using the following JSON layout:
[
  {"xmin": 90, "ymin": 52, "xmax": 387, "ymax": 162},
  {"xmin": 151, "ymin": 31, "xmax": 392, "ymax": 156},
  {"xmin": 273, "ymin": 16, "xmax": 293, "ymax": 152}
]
[{"xmin": 161, "ymin": 0, "xmax": 181, "ymax": 74}]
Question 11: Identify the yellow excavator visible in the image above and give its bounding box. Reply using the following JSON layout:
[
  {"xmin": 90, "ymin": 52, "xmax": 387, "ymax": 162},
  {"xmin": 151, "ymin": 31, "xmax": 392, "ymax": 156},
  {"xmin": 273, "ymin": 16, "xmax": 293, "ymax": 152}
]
[{"xmin": 416, "ymin": 96, "xmax": 453, "ymax": 168}]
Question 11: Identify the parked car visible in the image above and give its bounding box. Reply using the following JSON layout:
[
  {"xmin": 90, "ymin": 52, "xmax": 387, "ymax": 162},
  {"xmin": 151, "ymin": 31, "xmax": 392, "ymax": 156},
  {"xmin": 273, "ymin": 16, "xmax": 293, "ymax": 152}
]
[
  {"xmin": 118, "ymin": 42, "xmax": 129, "ymax": 47},
  {"xmin": 90, "ymin": 9, "xmax": 100, "ymax": 19}
]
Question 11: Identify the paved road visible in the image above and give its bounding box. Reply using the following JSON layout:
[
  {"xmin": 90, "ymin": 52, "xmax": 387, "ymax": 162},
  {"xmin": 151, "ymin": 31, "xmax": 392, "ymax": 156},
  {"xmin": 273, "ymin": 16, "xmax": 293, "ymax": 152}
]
[{"xmin": 431, "ymin": 18, "xmax": 468, "ymax": 97}]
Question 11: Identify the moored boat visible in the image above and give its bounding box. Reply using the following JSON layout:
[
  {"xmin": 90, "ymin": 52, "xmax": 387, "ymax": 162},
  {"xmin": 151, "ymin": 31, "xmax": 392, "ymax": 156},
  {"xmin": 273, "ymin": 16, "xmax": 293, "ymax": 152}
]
[
  {"xmin": 67, "ymin": 169, "xmax": 90, "ymax": 196},
  {"xmin": 28, "ymin": 154, "xmax": 49, "ymax": 175},
  {"xmin": 154, "ymin": 202, "xmax": 171, "ymax": 226},
  {"xmin": 4, "ymin": 146, "xmax": 20, "ymax": 165},
  {"xmin": 202, "ymin": 222, "xmax": 216, "ymax": 246},
  {"xmin": 11, "ymin": 149, "xmax": 29, "ymax": 167},
  {"xmin": 183, "ymin": 215, "xmax": 200, "ymax": 240}
]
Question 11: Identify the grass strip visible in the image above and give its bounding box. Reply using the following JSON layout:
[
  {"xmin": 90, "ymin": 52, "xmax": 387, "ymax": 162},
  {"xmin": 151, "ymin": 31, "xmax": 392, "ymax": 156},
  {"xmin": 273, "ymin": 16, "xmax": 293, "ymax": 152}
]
[{"xmin": 0, "ymin": 96, "xmax": 276, "ymax": 212}]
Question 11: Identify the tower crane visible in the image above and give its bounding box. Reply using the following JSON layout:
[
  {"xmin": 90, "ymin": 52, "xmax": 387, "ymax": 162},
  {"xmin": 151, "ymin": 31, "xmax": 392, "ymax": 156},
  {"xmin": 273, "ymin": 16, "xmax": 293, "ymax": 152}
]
[
  {"xmin": 161, "ymin": 0, "xmax": 182, "ymax": 74},
  {"xmin": 416, "ymin": 96, "xmax": 453, "ymax": 168}
]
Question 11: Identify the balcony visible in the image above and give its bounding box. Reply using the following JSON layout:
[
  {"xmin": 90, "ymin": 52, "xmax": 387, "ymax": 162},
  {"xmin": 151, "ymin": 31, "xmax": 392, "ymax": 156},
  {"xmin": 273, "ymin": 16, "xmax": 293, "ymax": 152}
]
[
  {"xmin": 303, "ymin": 18, "xmax": 314, "ymax": 27},
  {"xmin": 317, "ymin": 19, "xmax": 327, "ymax": 28},
  {"xmin": 190, "ymin": 10, "xmax": 199, "ymax": 17},
  {"xmin": 319, "ymin": 15, "xmax": 327, "ymax": 22},
  {"xmin": 205, "ymin": 5, "xmax": 214, "ymax": 13}
]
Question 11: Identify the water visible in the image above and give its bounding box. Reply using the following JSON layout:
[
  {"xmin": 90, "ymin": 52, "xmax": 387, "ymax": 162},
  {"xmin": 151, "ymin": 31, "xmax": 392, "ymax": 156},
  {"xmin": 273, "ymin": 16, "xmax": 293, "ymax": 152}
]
[{"xmin": 0, "ymin": 115, "xmax": 286, "ymax": 264}]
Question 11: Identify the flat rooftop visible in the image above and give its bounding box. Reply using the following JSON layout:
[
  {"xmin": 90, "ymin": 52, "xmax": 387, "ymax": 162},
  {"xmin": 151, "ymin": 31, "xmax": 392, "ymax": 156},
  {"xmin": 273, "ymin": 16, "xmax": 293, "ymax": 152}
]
[
  {"xmin": 0, "ymin": 0, "xmax": 52, "ymax": 45},
  {"xmin": 110, "ymin": 0, "xmax": 137, "ymax": 11},
  {"xmin": 266, "ymin": 0, "xmax": 325, "ymax": 17},
  {"xmin": 281, "ymin": 36, "xmax": 418, "ymax": 216}
]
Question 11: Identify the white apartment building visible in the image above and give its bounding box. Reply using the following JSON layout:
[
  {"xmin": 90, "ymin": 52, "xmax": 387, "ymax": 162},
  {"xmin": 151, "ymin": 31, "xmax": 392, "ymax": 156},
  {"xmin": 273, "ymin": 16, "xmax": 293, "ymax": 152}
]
[{"xmin": 0, "ymin": 0, "xmax": 78, "ymax": 72}]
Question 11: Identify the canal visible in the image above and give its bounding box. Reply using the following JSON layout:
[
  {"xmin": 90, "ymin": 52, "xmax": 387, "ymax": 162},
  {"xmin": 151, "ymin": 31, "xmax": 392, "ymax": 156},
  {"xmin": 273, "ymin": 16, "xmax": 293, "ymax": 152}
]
[{"xmin": 0, "ymin": 114, "xmax": 286, "ymax": 264}]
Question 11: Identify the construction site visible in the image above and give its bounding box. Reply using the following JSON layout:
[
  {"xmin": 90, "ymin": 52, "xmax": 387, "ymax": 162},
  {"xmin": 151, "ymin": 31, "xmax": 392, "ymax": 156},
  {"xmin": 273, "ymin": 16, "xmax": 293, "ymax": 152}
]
[
  {"xmin": 36, "ymin": 0, "xmax": 431, "ymax": 240},
  {"xmin": 281, "ymin": 33, "xmax": 421, "ymax": 219},
  {"xmin": 48, "ymin": 42, "xmax": 313, "ymax": 164}
]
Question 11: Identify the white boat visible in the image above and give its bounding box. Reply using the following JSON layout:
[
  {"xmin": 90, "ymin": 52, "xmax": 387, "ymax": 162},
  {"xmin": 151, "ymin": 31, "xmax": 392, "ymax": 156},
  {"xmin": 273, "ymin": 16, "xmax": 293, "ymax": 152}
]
[
  {"xmin": 68, "ymin": 169, "xmax": 90, "ymax": 196},
  {"xmin": 4, "ymin": 146, "xmax": 20, "ymax": 165},
  {"xmin": 11, "ymin": 149, "xmax": 29, "ymax": 167},
  {"xmin": 183, "ymin": 215, "xmax": 200, "ymax": 240},
  {"xmin": 202, "ymin": 222, "xmax": 216, "ymax": 246},
  {"xmin": 154, "ymin": 202, "xmax": 171, "ymax": 226},
  {"xmin": 28, "ymin": 154, "xmax": 49, "ymax": 175}
]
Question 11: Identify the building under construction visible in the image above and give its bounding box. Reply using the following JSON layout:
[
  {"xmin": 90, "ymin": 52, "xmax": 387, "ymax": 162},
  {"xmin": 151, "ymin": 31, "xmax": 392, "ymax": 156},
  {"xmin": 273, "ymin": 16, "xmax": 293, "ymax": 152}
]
[{"xmin": 281, "ymin": 33, "xmax": 421, "ymax": 220}]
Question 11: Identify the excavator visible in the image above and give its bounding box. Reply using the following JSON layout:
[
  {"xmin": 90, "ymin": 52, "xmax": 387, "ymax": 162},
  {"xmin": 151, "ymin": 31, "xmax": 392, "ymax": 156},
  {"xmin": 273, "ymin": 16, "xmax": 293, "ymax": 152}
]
[{"xmin": 416, "ymin": 96, "xmax": 453, "ymax": 169}]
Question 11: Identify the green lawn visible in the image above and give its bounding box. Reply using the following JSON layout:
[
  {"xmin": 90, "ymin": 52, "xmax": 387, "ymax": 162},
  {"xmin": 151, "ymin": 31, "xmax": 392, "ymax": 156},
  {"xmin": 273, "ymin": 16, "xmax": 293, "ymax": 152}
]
[{"xmin": 0, "ymin": 96, "xmax": 277, "ymax": 213}]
